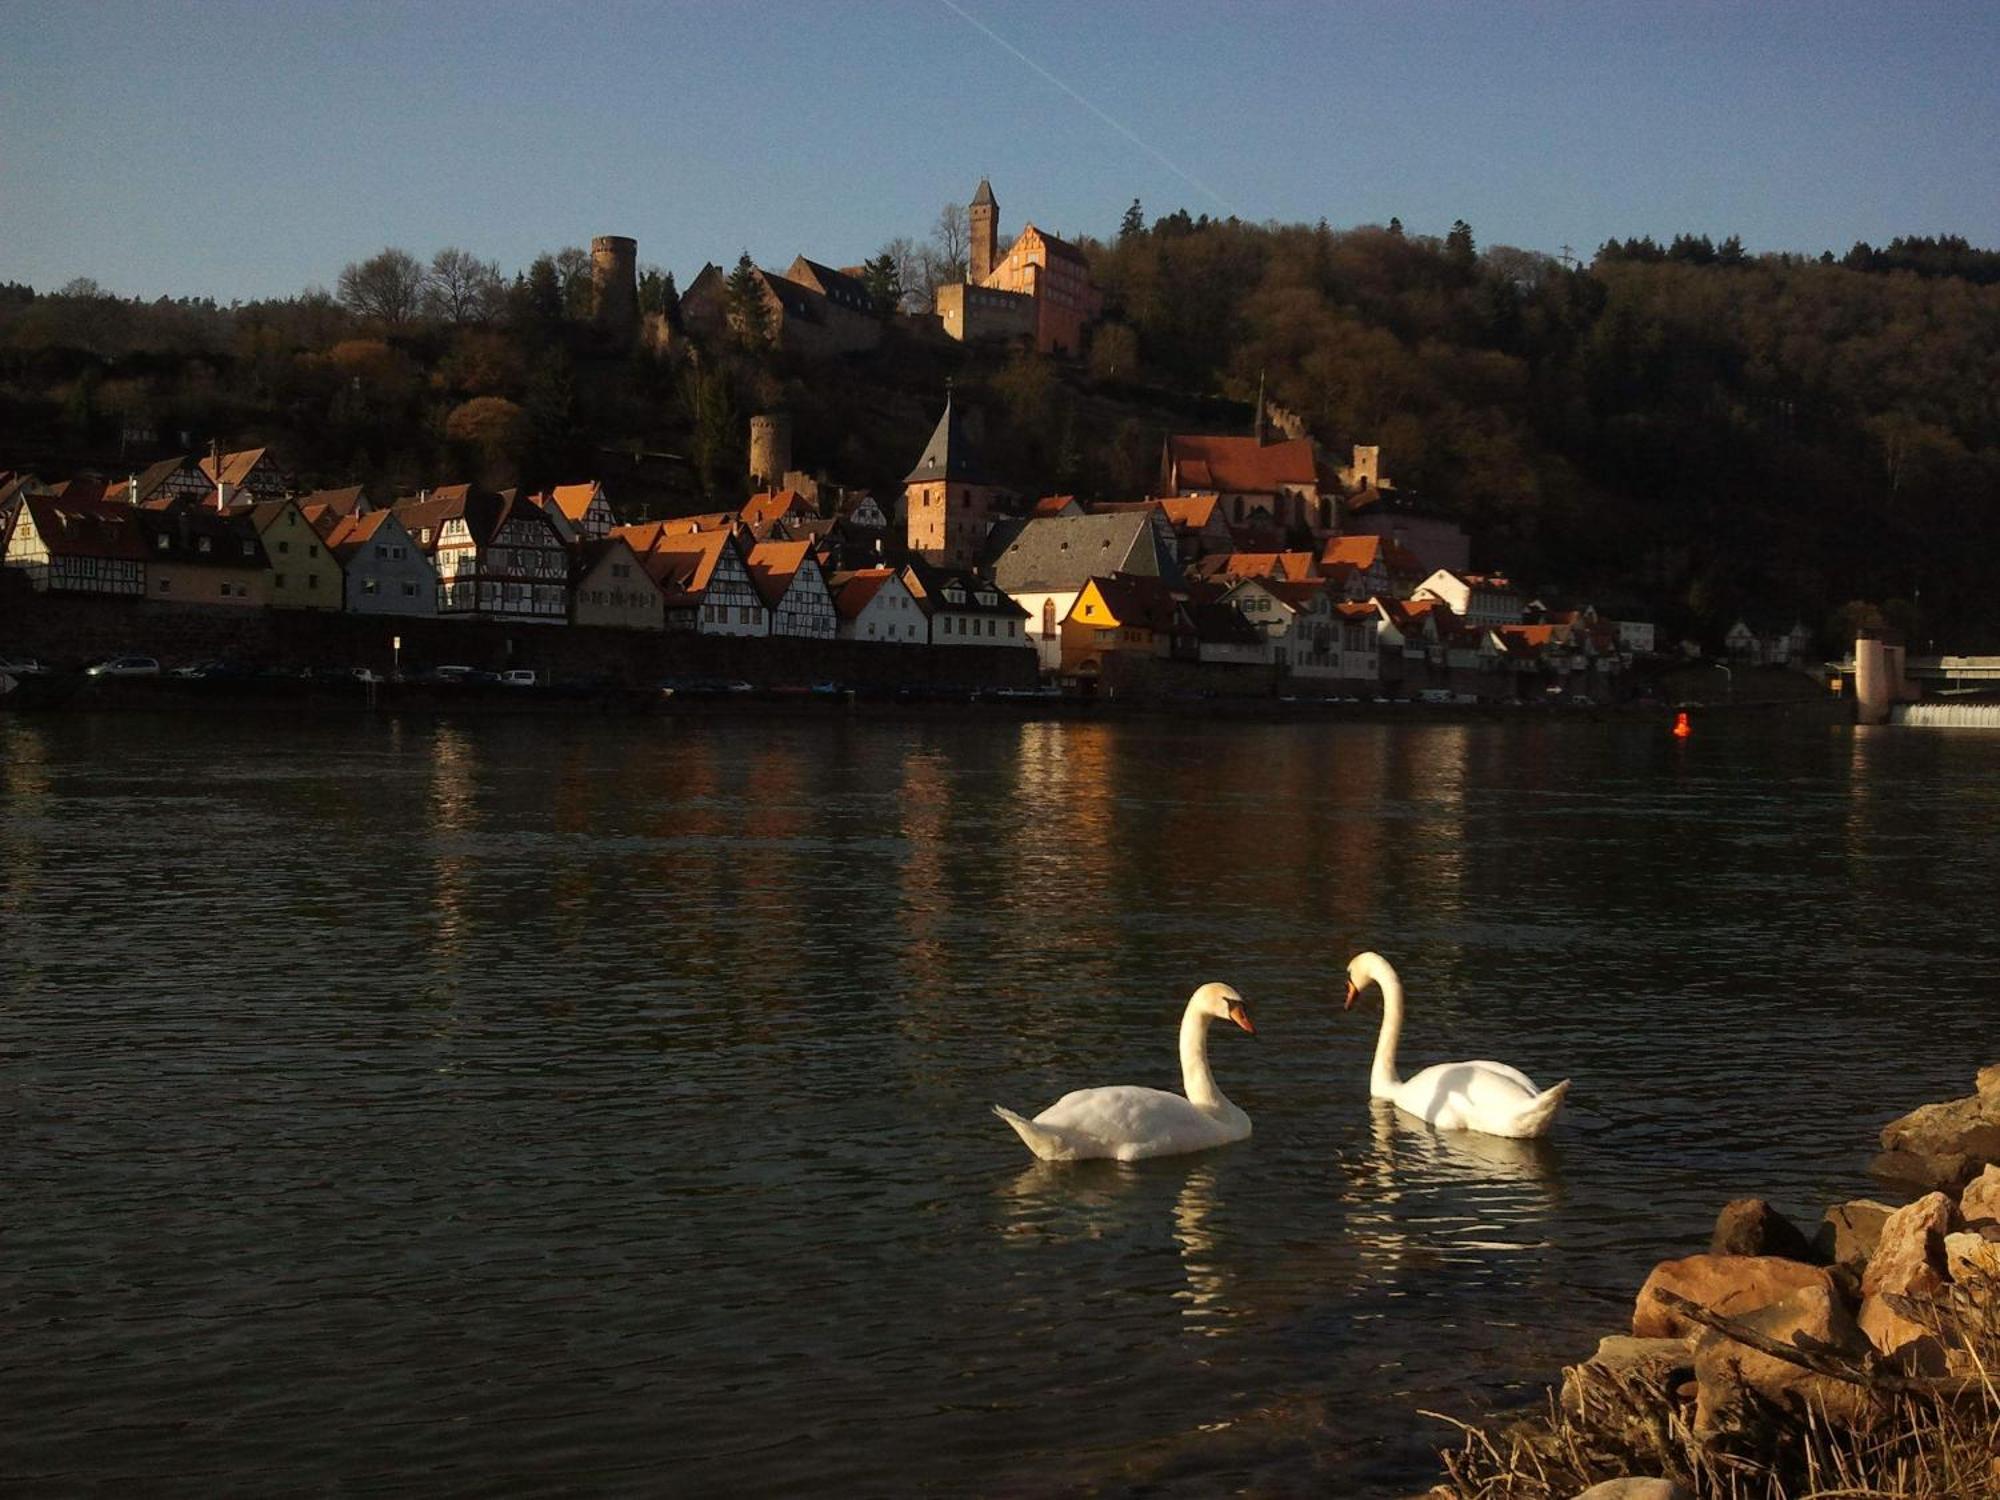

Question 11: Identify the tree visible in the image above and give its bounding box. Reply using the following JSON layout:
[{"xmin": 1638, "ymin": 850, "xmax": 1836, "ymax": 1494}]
[
  {"xmin": 725, "ymin": 252, "xmax": 771, "ymax": 348},
  {"xmin": 554, "ymin": 246, "xmax": 594, "ymax": 320},
  {"xmin": 422, "ymin": 247, "xmax": 502, "ymax": 324},
  {"xmin": 514, "ymin": 255, "xmax": 565, "ymax": 330},
  {"xmin": 638, "ymin": 265, "xmax": 679, "ymax": 322},
  {"xmin": 1387, "ymin": 216, "xmax": 1404, "ymax": 237},
  {"xmin": 445, "ymin": 395, "xmax": 528, "ymax": 484},
  {"xmin": 1119, "ymin": 199, "xmax": 1145, "ymax": 240},
  {"xmin": 678, "ymin": 356, "xmax": 739, "ymax": 500},
  {"xmin": 336, "ymin": 248, "xmax": 426, "ymax": 326},
  {"xmin": 930, "ymin": 202, "xmax": 969, "ymax": 284},
  {"xmin": 1444, "ymin": 220, "xmax": 1477, "ymax": 276},
  {"xmin": 1088, "ymin": 321, "xmax": 1140, "ymax": 382},
  {"xmin": 860, "ymin": 253, "xmax": 902, "ymax": 318}
]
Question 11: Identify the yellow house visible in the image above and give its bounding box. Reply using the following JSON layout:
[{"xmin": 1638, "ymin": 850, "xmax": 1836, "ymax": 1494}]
[
  {"xmin": 1060, "ymin": 574, "xmax": 1188, "ymax": 677},
  {"xmin": 136, "ymin": 506, "xmax": 268, "ymax": 606},
  {"xmin": 241, "ymin": 500, "xmax": 343, "ymax": 610}
]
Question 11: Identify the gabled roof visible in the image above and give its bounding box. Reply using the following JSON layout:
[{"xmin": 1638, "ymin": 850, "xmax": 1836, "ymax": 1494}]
[
  {"xmin": 573, "ymin": 534, "xmax": 655, "ymax": 589},
  {"xmin": 903, "ymin": 395, "xmax": 997, "ymax": 486},
  {"xmin": 393, "ymin": 488, "xmax": 557, "ymax": 553},
  {"xmin": 17, "ymin": 495, "xmax": 148, "ymax": 561},
  {"xmin": 1322, "ymin": 532, "xmax": 1427, "ymax": 577},
  {"xmin": 741, "ymin": 489, "xmax": 815, "ymax": 531},
  {"xmin": 1081, "ymin": 572, "xmax": 1184, "ymax": 633},
  {"xmin": 198, "ymin": 447, "xmax": 279, "ymax": 488},
  {"xmin": 1020, "ymin": 224, "xmax": 1088, "ymax": 267},
  {"xmin": 1195, "ymin": 550, "xmax": 1317, "ymax": 583},
  {"xmin": 126, "ymin": 455, "xmax": 190, "ymax": 501},
  {"xmin": 1187, "ymin": 600, "xmax": 1265, "ymax": 647},
  {"xmin": 1166, "ymin": 434, "xmax": 1317, "ymax": 494},
  {"xmin": 828, "ymin": 567, "xmax": 899, "ymax": 621},
  {"xmin": 635, "ymin": 530, "xmax": 745, "ymax": 606},
  {"xmin": 297, "ymin": 485, "xmax": 368, "ymax": 519},
  {"xmin": 134, "ymin": 506, "xmax": 267, "ymax": 569},
  {"xmin": 787, "ymin": 257, "xmax": 873, "ymax": 310},
  {"xmin": 547, "ymin": 482, "xmax": 607, "ymax": 523},
  {"xmin": 49, "ymin": 477, "xmax": 109, "ymax": 505},
  {"xmin": 1032, "ymin": 495, "xmax": 1082, "ymax": 518},
  {"xmin": 322, "ymin": 507, "xmax": 402, "ymax": 560},
  {"xmin": 989, "ymin": 511, "xmax": 1182, "ymax": 594},
  {"xmin": 904, "ymin": 560, "xmax": 1027, "ymax": 618},
  {"xmin": 744, "ymin": 539, "xmax": 815, "ymax": 608},
  {"xmin": 1156, "ymin": 495, "xmax": 1222, "ymax": 530}
]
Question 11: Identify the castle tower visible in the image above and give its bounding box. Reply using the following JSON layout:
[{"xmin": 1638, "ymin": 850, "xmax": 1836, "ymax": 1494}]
[
  {"xmin": 590, "ymin": 235, "xmax": 639, "ymax": 345},
  {"xmin": 749, "ymin": 412, "xmax": 794, "ymax": 492},
  {"xmin": 969, "ymin": 179, "xmax": 998, "ymax": 285}
]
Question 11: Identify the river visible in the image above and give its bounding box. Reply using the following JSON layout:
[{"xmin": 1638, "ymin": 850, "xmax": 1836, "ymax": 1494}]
[{"xmin": 3, "ymin": 709, "xmax": 1996, "ymax": 1495}]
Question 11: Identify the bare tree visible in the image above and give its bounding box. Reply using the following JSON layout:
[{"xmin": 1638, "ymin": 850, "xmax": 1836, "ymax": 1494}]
[
  {"xmin": 553, "ymin": 246, "xmax": 593, "ymax": 320},
  {"xmin": 423, "ymin": 247, "xmax": 503, "ymax": 324},
  {"xmin": 879, "ymin": 236, "xmax": 927, "ymax": 313},
  {"xmin": 931, "ymin": 202, "xmax": 969, "ymax": 283},
  {"xmin": 337, "ymin": 248, "xmax": 426, "ymax": 326}
]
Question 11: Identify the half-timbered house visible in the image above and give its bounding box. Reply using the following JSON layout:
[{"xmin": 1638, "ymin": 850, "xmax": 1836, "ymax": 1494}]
[
  {"xmin": 746, "ymin": 540, "xmax": 837, "ymax": 639},
  {"xmin": 395, "ymin": 489, "xmax": 569, "ymax": 623},
  {"xmin": 2, "ymin": 495, "xmax": 147, "ymax": 596}
]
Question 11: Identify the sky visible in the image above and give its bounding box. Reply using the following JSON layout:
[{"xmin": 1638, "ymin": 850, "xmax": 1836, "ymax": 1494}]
[{"xmin": 3, "ymin": 0, "xmax": 1997, "ymax": 303}]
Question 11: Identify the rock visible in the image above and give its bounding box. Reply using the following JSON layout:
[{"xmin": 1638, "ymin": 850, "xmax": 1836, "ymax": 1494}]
[
  {"xmin": 1960, "ymin": 1163, "xmax": 2000, "ymax": 1227},
  {"xmin": 1858, "ymin": 1292, "xmax": 1948, "ymax": 1374},
  {"xmin": 1945, "ymin": 1229, "xmax": 2000, "ymax": 1282},
  {"xmin": 1873, "ymin": 1091, "xmax": 2000, "ymax": 1192},
  {"xmin": 1711, "ymin": 1198, "xmax": 1813, "ymax": 1259},
  {"xmin": 1565, "ymin": 1335, "xmax": 1695, "ymax": 1410},
  {"xmin": 1813, "ymin": 1199, "xmax": 1897, "ymax": 1269},
  {"xmin": 1977, "ymin": 1062, "xmax": 2000, "ymax": 1096},
  {"xmin": 1573, "ymin": 1481, "xmax": 1691, "ymax": 1500},
  {"xmin": 1862, "ymin": 1191, "xmax": 1951, "ymax": 1299},
  {"xmin": 1693, "ymin": 1282, "xmax": 1880, "ymax": 1435},
  {"xmin": 1632, "ymin": 1254, "xmax": 1834, "ymax": 1339}
]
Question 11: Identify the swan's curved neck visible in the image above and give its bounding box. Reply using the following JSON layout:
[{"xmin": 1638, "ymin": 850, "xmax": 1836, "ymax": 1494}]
[
  {"xmin": 1179, "ymin": 1000, "xmax": 1229, "ymax": 1111},
  {"xmin": 1368, "ymin": 961, "xmax": 1405, "ymax": 1099}
]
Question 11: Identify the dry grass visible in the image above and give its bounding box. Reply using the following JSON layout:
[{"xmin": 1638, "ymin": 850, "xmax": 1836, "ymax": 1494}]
[{"xmin": 1425, "ymin": 1274, "xmax": 2000, "ymax": 1500}]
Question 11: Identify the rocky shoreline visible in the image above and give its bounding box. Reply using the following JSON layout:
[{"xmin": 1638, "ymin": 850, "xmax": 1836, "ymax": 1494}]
[{"xmin": 1413, "ymin": 1065, "xmax": 2000, "ymax": 1500}]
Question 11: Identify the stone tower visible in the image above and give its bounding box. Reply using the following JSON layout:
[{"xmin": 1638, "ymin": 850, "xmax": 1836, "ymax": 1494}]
[
  {"xmin": 590, "ymin": 235, "xmax": 639, "ymax": 345},
  {"xmin": 748, "ymin": 412, "xmax": 794, "ymax": 492},
  {"xmin": 969, "ymin": 179, "xmax": 998, "ymax": 285},
  {"xmin": 903, "ymin": 391, "xmax": 1006, "ymax": 569}
]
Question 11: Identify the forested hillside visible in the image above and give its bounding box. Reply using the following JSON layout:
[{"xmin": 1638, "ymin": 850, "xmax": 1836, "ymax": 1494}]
[{"xmin": 3, "ymin": 221, "xmax": 1995, "ymax": 647}]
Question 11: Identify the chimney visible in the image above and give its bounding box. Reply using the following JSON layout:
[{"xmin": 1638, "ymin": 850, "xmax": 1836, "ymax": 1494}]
[{"xmin": 127, "ymin": 475, "xmax": 138, "ymax": 506}]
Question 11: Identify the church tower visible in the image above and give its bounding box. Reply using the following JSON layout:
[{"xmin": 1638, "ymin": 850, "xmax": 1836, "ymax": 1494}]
[
  {"xmin": 903, "ymin": 391, "xmax": 1007, "ymax": 569},
  {"xmin": 969, "ymin": 178, "xmax": 998, "ymax": 285}
]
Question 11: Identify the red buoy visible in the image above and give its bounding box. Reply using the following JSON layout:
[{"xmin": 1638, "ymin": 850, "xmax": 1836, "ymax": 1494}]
[{"xmin": 1672, "ymin": 711, "xmax": 1692, "ymax": 739}]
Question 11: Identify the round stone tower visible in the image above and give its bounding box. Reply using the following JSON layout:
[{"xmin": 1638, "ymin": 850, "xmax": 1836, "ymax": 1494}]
[
  {"xmin": 590, "ymin": 235, "xmax": 639, "ymax": 345},
  {"xmin": 748, "ymin": 412, "xmax": 794, "ymax": 492}
]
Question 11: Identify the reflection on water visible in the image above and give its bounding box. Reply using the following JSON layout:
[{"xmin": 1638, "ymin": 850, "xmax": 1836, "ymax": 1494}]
[{"xmin": 3, "ymin": 711, "xmax": 1997, "ymax": 1498}]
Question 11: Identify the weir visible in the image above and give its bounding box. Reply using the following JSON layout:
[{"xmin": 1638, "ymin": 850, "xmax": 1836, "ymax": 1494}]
[{"xmin": 1894, "ymin": 702, "xmax": 2000, "ymax": 729}]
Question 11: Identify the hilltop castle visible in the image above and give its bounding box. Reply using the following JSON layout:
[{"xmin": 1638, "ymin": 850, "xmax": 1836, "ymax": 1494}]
[{"xmin": 935, "ymin": 179, "xmax": 1102, "ymax": 355}]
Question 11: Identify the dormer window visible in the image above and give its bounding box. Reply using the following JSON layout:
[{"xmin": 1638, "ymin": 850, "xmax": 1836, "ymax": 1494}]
[
  {"xmin": 154, "ymin": 533, "xmax": 169, "ymax": 550},
  {"xmin": 197, "ymin": 536, "xmax": 212, "ymax": 554}
]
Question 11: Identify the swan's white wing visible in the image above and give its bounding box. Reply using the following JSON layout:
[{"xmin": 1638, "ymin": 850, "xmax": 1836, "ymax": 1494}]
[{"xmin": 1034, "ymin": 1086, "xmax": 1238, "ymax": 1160}]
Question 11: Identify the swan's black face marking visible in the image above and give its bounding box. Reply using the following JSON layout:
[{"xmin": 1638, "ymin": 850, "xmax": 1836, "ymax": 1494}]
[{"xmin": 1227, "ymin": 1000, "xmax": 1255, "ymax": 1034}]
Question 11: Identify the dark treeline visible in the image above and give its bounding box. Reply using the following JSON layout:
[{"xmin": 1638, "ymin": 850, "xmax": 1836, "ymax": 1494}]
[{"xmin": 4, "ymin": 212, "xmax": 1998, "ymax": 648}]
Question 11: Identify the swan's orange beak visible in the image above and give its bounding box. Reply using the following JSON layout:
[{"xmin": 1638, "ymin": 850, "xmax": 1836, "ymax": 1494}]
[
  {"xmin": 1228, "ymin": 1001, "xmax": 1256, "ymax": 1034},
  {"xmin": 1343, "ymin": 979, "xmax": 1360, "ymax": 1011}
]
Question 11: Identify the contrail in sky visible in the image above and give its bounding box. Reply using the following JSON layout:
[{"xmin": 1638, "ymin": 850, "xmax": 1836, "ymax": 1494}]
[{"xmin": 936, "ymin": 0, "xmax": 1241, "ymax": 218}]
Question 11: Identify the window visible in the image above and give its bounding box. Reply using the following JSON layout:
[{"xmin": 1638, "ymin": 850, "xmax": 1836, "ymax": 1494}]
[
  {"xmin": 363, "ymin": 579, "xmax": 379, "ymax": 595},
  {"xmin": 375, "ymin": 545, "xmax": 387, "ymax": 559},
  {"xmin": 308, "ymin": 574, "xmax": 318, "ymax": 590},
  {"xmin": 197, "ymin": 537, "xmax": 212, "ymax": 554},
  {"xmin": 278, "ymin": 541, "xmax": 290, "ymax": 555},
  {"xmin": 276, "ymin": 573, "xmax": 287, "ymax": 589},
  {"xmin": 218, "ymin": 582, "xmax": 230, "ymax": 598},
  {"xmin": 402, "ymin": 582, "xmax": 417, "ymax": 597},
  {"xmin": 155, "ymin": 534, "xmax": 169, "ymax": 550},
  {"xmin": 308, "ymin": 545, "xmax": 319, "ymax": 558},
  {"xmin": 157, "ymin": 577, "xmax": 171, "ymax": 592}
]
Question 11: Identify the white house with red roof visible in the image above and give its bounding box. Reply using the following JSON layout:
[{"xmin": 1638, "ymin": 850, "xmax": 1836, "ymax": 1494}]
[{"xmin": 829, "ymin": 567, "xmax": 926, "ymax": 644}]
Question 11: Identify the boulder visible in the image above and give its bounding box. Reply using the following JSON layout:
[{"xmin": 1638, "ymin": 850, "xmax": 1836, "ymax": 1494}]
[
  {"xmin": 1977, "ymin": 1062, "xmax": 2000, "ymax": 1097},
  {"xmin": 1861, "ymin": 1191, "xmax": 1951, "ymax": 1300},
  {"xmin": 1565, "ymin": 1335, "xmax": 1695, "ymax": 1410},
  {"xmin": 1960, "ymin": 1163, "xmax": 2000, "ymax": 1227},
  {"xmin": 1710, "ymin": 1198, "xmax": 1812, "ymax": 1260},
  {"xmin": 1944, "ymin": 1228, "xmax": 2000, "ymax": 1283},
  {"xmin": 1692, "ymin": 1281, "xmax": 1880, "ymax": 1435},
  {"xmin": 1813, "ymin": 1199, "xmax": 1897, "ymax": 1269},
  {"xmin": 1858, "ymin": 1292, "xmax": 1948, "ymax": 1374},
  {"xmin": 1872, "ymin": 1091, "xmax": 2000, "ymax": 1192},
  {"xmin": 1632, "ymin": 1254, "xmax": 1833, "ymax": 1339},
  {"xmin": 1573, "ymin": 1481, "xmax": 1691, "ymax": 1500}
]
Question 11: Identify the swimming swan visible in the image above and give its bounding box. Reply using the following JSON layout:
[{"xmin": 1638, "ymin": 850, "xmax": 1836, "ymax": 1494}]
[
  {"xmin": 1344, "ymin": 952, "xmax": 1568, "ymax": 1139},
  {"xmin": 993, "ymin": 983, "xmax": 1256, "ymax": 1161}
]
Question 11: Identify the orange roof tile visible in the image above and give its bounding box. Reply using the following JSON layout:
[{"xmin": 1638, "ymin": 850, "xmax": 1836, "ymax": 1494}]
[{"xmin": 1166, "ymin": 435, "xmax": 1316, "ymax": 494}]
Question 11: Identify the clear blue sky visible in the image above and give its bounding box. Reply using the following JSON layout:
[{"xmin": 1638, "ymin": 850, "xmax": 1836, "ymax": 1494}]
[{"xmin": 4, "ymin": 0, "xmax": 1996, "ymax": 302}]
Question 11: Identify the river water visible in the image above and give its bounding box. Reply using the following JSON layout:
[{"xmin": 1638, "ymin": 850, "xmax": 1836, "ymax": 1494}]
[{"xmin": 3, "ymin": 709, "xmax": 1996, "ymax": 1495}]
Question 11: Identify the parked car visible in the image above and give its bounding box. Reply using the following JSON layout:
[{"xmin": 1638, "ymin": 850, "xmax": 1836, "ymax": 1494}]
[
  {"xmin": 426, "ymin": 665, "xmax": 492, "ymax": 684},
  {"xmin": 0, "ymin": 656, "xmax": 50, "ymax": 676},
  {"xmin": 86, "ymin": 656, "xmax": 161, "ymax": 678},
  {"xmin": 498, "ymin": 668, "xmax": 540, "ymax": 687}
]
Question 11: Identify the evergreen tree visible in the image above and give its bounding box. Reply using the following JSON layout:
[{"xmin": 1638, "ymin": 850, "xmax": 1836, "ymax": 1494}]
[
  {"xmin": 1119, "ymin": 199, "xmax": 1145, "ymax": 239},
  {"xmin": 725, "ymin": 252, "xmax": 771, "ymax": 348},
  {"xmin": 860, "ymin": 253, "xmax": 903, "ymax": 317},
  {"xmin": 1387, "ymin": 216, "xmax": 1404, "ymax": 237},
  {"xmin": 1445, "ymin": 219, "xmax": 1477, "ymax": 275}
]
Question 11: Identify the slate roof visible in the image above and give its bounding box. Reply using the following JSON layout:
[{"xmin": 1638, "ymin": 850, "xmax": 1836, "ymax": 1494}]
[
  {"xmin": 905, "ymin": 560, "xmax": 1028, "ymax": 619},
  {"xmin": 134, "ymin": 506, "xmax": 266, "ymax": 569},
  {"xmin": 1187, "ymin": 600, "xmax": 1266, "ymax": 647},
  {"xmin": 988, "ymin": 511, "xmax": 1182, "ymax": 594},
  {"xmin": 903, "ymin": 395, "xmax": 998, "ymax": 486},
  {"xmin": 1082, "ymin": 572, "xmax": 1184, "ymax": 633},
  {"xmin": 971, "ymin": 178, "xmax": 996, "ymax": 208}
]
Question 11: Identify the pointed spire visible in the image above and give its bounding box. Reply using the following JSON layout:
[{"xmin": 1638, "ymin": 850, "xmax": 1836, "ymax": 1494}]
[
  {"xmin": 904, "ymin": 391, "xmax": 994, "ymax": 486},
  {"xmin": 971, "ymin": 177, "xmax": 996, "ymax": 208}
]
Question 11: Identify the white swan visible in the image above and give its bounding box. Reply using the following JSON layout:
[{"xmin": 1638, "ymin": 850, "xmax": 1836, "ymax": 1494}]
[
  {"xmin": 1344, "ymin": 952, "xmax": 1568, "ymax": 1139},
  {"xmin": 993, "ymin": 983, "xmax": 1255, "ymax": 1161}
]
